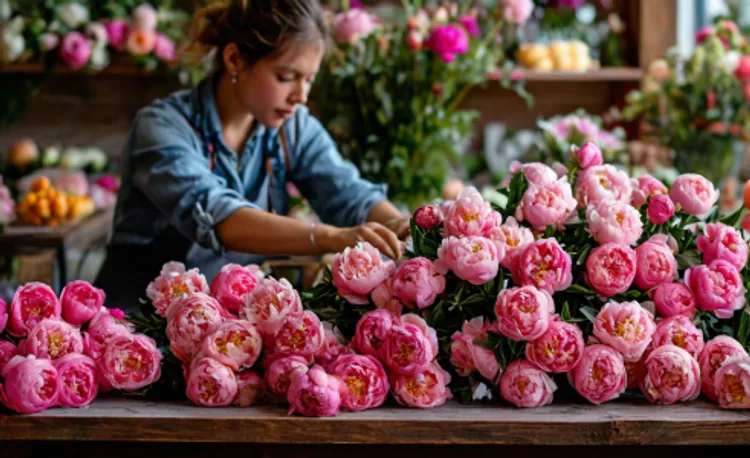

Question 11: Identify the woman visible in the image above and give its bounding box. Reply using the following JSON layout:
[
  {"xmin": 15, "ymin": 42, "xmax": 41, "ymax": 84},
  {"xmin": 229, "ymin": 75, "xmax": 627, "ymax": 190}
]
[{"xmin": 95, "ymin": 0, "xmax": 409, "ymax": 311}]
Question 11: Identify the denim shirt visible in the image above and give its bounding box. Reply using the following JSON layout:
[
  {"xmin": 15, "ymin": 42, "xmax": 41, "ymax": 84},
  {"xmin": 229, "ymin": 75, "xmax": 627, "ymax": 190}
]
[{"xmin": 111, "ymin": 73, "xmax": 388, "ymax": 282}]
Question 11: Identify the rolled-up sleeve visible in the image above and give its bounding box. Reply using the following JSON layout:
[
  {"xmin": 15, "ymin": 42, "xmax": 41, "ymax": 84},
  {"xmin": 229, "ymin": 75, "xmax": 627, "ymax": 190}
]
[
  {"xmin": 129, "ymin": 107, "xmax": 260, "ymax": 252},
  {"xmin": 289, "ymin": 111, "xmax": 388, "ymax": 228}
]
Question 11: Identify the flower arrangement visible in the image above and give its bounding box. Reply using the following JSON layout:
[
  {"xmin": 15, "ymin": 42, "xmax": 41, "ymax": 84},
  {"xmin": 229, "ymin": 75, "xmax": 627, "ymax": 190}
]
[
  {"xmin": 311, "ymin": 0, "xmax": 533, "ymax": 210},
  {"xmin": 622, "ymin": 20, "xmax": 750, "ymax": 186}
]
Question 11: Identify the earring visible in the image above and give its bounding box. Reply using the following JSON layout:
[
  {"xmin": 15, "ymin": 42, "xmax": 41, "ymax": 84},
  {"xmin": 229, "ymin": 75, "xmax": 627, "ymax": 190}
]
[{"xmin": 232, "ymin": 73, "xmax": 238, "ymax": 85}]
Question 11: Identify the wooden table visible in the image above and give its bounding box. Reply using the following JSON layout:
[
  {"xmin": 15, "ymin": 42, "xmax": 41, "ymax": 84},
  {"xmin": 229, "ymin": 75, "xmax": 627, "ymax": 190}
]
[{"xmin": 1, "ymin": 397, "xmax": 749, "ymax": 457}]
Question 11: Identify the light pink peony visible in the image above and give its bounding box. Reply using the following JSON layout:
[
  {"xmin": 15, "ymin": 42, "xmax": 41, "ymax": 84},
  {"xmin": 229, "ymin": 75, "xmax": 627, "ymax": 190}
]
[
  {"xmin": 83, "ymin": 309, "xmax": 132, "ymax": 362},
  {"xmin": 210, "ymin": 263, "xmax": 264, "ymax": 314},
  {"xmin": 669, "ymin": 174, "xmax": 719, "ymax": 216},
  {"xmin": 450, "ymin": 317, "xmax": 500, "ymax": 382},
  {"xmin": 576, "ymin": 165, "xmax": 632, "ymax": 208},
  {"xmin": 0, "ymin": 355, "xmax": 58, "ymax": 414},
  {"xmin": 8, "ymin": 282, "xmax": 61, "ymax": 338},
  {"xmin": 647, "ymin": 194, "xmax": 676, "ymax": 225},
  {"xmin": 59, "ymin": 32, "xmax": 92, "ymax": 70},
  {"xmin": 391, "ymin": 362, "xmax": 452, "ymax": 408},
  {"xmin": 60, "ymin": 280, "xmax": 105, "ymax": 326},
  {"xmin": 641, "ymin": 345, "xmax": 701, "ymax": 405},
  {"xmin": 201, "ymin": 319, "xmax": 262, "ymax": 371},
  {"xmin": 570, "ymin": 142, "xmax": 603, "ymax": 169},
  {"xmin": 514, "ymin": 239, "xmax": 573, "ymax": 294},
  {"xmin": 0, "ymin": 341, "xmax": 16, "ymax": 374},
  {"xmin": 526, "ymin": 318, "xmax": 584, "ymax": 373},
  {"xmin": 516, "ymin": 179, "xmax": 577, "ymax": 231},
  {"xmin": 414, "ymin": 204, "xmax": 444, "ymax": 230},
  {"xmin": 568, "ymin": 344, "xmax": 627, "ymax": 404},
  {"xmin": 331, "ymin": 242, "xmax": 396, "ymax": 305},
  {"xmin": 508, "ymin": 162, "xmax": 559, "ymax": 187},
  {"xmin": 699, "ymin": 335, "xmax": 749, "ymax": 401},
  {"xmin": 329, "ymin": 354, "xmax": 389, "ymax": 411},
  {"xmin": 333, "ymin": 9, "xmax": 376, "ymax": 43},
  {"xmin": 585, "ymin": 243, "xmax": 637, "ymax": 297},
  {"xmin": 240, "ymin": 277, "xmax": 302, "ymax": 339},
  {"xmin": 634, "ymin": 239, "xmax": 678, "ymax": 291},
  {"xmin": 271, "ymin": 311, "xmax": 325, "ymax": 359},
  {"xmin": 103, "ymin": 19, "xmax": 129, "ymax": 51},
  {"xmin": 21, "ymin": 318, "xmax": 84, "ymax": 360},
  {"xmin": 265, "ymin": 355, "xmax": 309, "ymax": 396},
  {"xmin": 371, "ymin": 278, "xmax": 406, "ymax": 316},
  {"xmin": 126, "ymin": 29, "xmax": 156, "ymax": 56},
  {"xmin": 314, "ymin": 328, "xmax": 350, "ymax": 372},
  {"xmin": 146, "ymin": 261, "xmax": 209, "ymax": 316},
  {"xmin": 585, "ymin": 199, "xmax": 643, "ymax": 245},
  {"xmin": 391, "ymin": 257, "xmax": 446, "ymax": 309},
  {"xmin": 132, "ymin": 3, "xmax": 157, "ymax": 30},
  {"xmin": 353, "ymin": 309, "xmax": 400, "ymax": 358},
  {"xmin": 443, "ymin": 187, "xmax": 493, "ymax": 238},
  {"xmin": 235, "ymin": 371, "xmax": 265, "ymax": 407},
  {"xmin": 99, "ymin": 333, "xmax": 162, "ymax": 391},
  {"xmin": 485, "ymin": 216, "xmax": 534, "ymax": 270},
  {"xmin": 436, "ymin": 236, "xmax": 500, "ymax": 286},
  {"xmin": 630, "ymin": 175, "xmax": 668, "ymax": 208},
  {"xmin": 500, "ymin": 0, "xmax": 534, "ymax": 24},
  {"xmin": 685, "ymin": 259, "xmax": 745, "ymax": 319},
  {"xmin": 287, "ymin": 365, "xmax": 341, "ymax": 417},
  {"xmin": 649, "ymin": 233, "xmax": 679, "ymax": 254},
  {"xmin": 153, "ymin": 33, "xmax": 176, "ymax": 62},
  {"xmin": 500, "ymin": 359, "xmax": 557, "ymax": 408},
  {"xmin": 53, "ymin": 353, "xmax": 97, "ymax": 408},
  {"xmin": 651, "ymin": 283, "xmax": 696, "ymax": 318},
  {"xmin": 0, "ymin": 299, "xmax": 7, "ymax": 333},
  {"xmin": 593, "ymin": 301, "xmax": 656, "ymax": 362},
  {"xmin": 166, "ymin": 293, "xmax": 226, "ymax": 363},
  {"xmin": 425, "ymin": 24, "xmax": 469, "ymax": 63},
  {"xmin": 186, "ymin": 356, "xmax": 238, "ymax": 407},
  {"xmin": 714, "ymin": 356, "xmax": 750, "ymax": 409},
  {"xmin": 495, "ymin": 286, "xmax": 554, "ymax": 341},
  {"xmin": 697, "ymin": 223, "xmax": 748, "ymax": 270},
  {"xmin": 382, "ymin": 319, "xmax": 436, "ymax": 375},
  {"xmin": 651, "ymin": 314, "xmax": 705, "ymax": 358}
]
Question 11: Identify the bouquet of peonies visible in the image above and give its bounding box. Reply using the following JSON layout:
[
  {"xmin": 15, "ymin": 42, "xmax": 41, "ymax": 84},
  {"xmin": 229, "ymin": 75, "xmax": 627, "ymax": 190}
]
[{"xmin": 0, "ymin": 280, "xmax": 162, "ymax": 414}]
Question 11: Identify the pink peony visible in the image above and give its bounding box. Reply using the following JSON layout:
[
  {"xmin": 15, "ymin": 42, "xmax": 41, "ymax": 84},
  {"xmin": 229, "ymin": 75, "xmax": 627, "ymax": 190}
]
[
  {"xmin": 585, "ymin": 243, "xmax": 637, "ymax": 297},
  {"xmin": 329, "ymin": 354, "xmax": 389, "ymax": 411},
  {"xmin": 651, "ymin": 283, "xmax": 696, "ymax": 318},
  {"xmin": 132, "ymin": 3, "xmax": 158, "ymax": 31},
  {"xmin": 593, "ymin": 301, "xmax": 656, "ymax": 362},
  {"xmin": 201, "ymin": 319, "xmax": 262, "ymax": 371},
  {"xmin": 450, "ymin": 317, "xmax": 501, "ymax": 382},
  {"xmin": 60, "ymin": 280, "xmax": 105, "ymax": 326},
  {"xmin": 585, "ymin": 199, "xmax": 643, "ymax": 245},
  {"xmin": 485, "ymin": 216, "xmax": 534, "ymax": 270},
  {"xmin": 390, "ymin": 257, "xmax": 446, "ymax": 309},
  {"xmin": 382, "ymin": 318, "xmax": 436, "ymax": 375},
  {"xmin": 647, "ymin": 194, "xmax": 676, "ymax": 225},
  {"xmin": 353, "ymin": 309, "xmax": 400, "ymax": 358},
  {"xmin": 500, "ymin": 0, "xmax": 534, "ymax": 24},
  {"xmin": 526, "ymin": 318, "xmax": 585, "ymax": 373},
  {"xmin": 714, "ymin": 356, "xmax": 750, "ymax": 408},
  {"xmin": 0, "ymin": 299, "xmax": 7, "ymax": 333},
  {"xmin": 735, "ymin": 55, "xmax": 750, "ymax": 83},
  {"xmin": 83, "ymin": 308, "xmax": 132, "ymax": 362},
  {"xmin": 314, "ymin": 328, "xmax": 350, "ymax": 372},
  {"xmin": 371, "ymin": 278, "xmax": 406, "ymax": 316},
  {"xmin": 685, "ymin": 259, "xmax": 745, "ymax": 319},
  {"xmin": 514, "ymin": 239, "xmax": 573, "ymax": 294},
  {"xmin": 166, "ymin": 293, "xmax": 226, "ymax": 363},
  {"xmin": 651, "ymin": 314, "xmax": 705, "ymax": 358},
  {"xmin": 576, "ymin": 165, "xmax": 632, "ymax": 208},
  {"xmin": 146, "ymin": 261, "xmax": 209, "ymax": 316},
  {"xmin": 630, "ymin": 175, "xmax": 668, "ymax": 208},
  {"xmin": 126, "ymin": 29, "xmax": 156, "ymax": 56},
  {"xmin": 333, "ymin": 9, "xmax": 376, "ymax": 44},
  {"xmin": 210, "ymin": 263, "xmax": 264, "ymax": 314},
  {"xmin": 641, "ymin": 345, "xmax": 700, "ymax": 405},
  {"xmin": 570, "ymin": 141, "xmax": 603, "ymax": 169},
  {"xmin": 742, "ymin": 213, "xmax": 750, "ymax": 232},
  {"xmin": 265, "ymin": 355, "xmax": 309, "ymax": 396},
  {"xmin": 287, "ymin": 365, "xmax": 341, "ymax": 417},
  {"xmin": 270, "ymin": 311, "xmax": 325, "ymax": 359},
  {"xmin": 0, "ymin": 341, "xmax": 16, "ymax": 374},
  {"xmin": 697, "ymin": 223, "xmax": 748, "ymax": 270},
  {"xmin": 516, "ymin": 179, "xmax": 577, "ymax": 231},
  {"xmin": 99, "ymin": 333, "xmax": 162, "ymax": 391},
  {"xmin": 699, "ymin": 335, "xmax": 749, "ymax": 401},
  {"xmin": 500, "ymin": 359, "xmax": 557, "ymax": 408},
  {"xmin": 568, "ymin": 344, "xmax": 627, "ymax": 404},
  {"xmin": 414, "ymin": 204, "xmax": 444, "ymax": 230},
  {"xmin": 436, "ymin": 236, "xmax": 500, "ymax": 286},
  {"xmin": 696, "ymin": 25, "xmax": 715, "ymax": 43},
  {"xmin": 21, "ymin": 318, "xmax": 84, "ymax": 360},
  {"xmin": 0, "ymin": 355, "xmax": 58, "ymax": 414},
  {"xmin": 669, "ymin": 174, "xmax": 719, "ymax": 216},
  {"xmin": 634, "ymin": 239, "xmax": 678, "ymax": 291},
  {"xmin": 186, "ymin": 356, "xmax": 238, "ymax": 407},
  {"xmin": 649, "ymin": 233, "xmax": 679, "ymax": 254},
  {"xmin": 331, "ymin": 242, "xmax": 396, "ymax": 305},
  {"xmin": 391, "ymin": 362, "xmax": 452, "ymax": 408},
  {"xmin": 495, "ymin": 286, "xmax": 554, "ymax": 341},
  {"xmin": 443, "ymin": 187, "xmax": 493, "ymax": 238},
  {"xmin": 53, "ymin": 353, "xmax": 97, "ymax": 408},
  {"xmin": 103, "ymin": 19, "xmax": 129, "ymax": 51},
  {"xmin": 8, "ymin": 282, "xmax": 61, "ymax": 338},
  {"xmin": 58, "ymin": 32, "xmax": 92, "ymax": 70},
  {"xmin": 459, "ymin": 15, "xmax": 480, "ymax": 37},
  {"xmin": 240, "ymin": 277, "xmax": 303, "ymax": 338},
  {"xmin": 508, "ymin": 162, "xmax": 559, "ymax": 187},
  {"xmin": 425, "ymin": 24, "xmax": 469, "ymax": 63},
  {"xmin": 235, "ymin": 371, "xmax": 265, "ymax": 407}
]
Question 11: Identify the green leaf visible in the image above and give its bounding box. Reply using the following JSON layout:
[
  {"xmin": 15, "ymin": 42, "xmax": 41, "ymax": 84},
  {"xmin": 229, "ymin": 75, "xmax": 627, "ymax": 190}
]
[
  {"xmin": 565, "ymin": 284, "xmax": 596, "ymax": 295},
  {"xmin": 580, "ymin": 306, "xmax": 599, "ymax": 323}
]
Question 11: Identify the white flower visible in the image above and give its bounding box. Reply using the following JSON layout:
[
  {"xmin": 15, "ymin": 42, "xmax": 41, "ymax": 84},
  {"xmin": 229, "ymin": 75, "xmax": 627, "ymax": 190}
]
[
  {"xmin": 0, "ymin": 21, "xmax": 25, "ymax": 63},
  {"xmin": 85, "ymin": 22, "xmax": 108, "ymax": 43},
  {"xmin": 39, "ymin": 33, "xmax": 60, "ymax": 51},
  {"xmin": 89, "ymin": 40, "xmax": 109, "ymax": 71},
  {"xmin": 0, "ymin": 0, "xmax": 11, "ymax": 21},
  {"xmin": 56, "ymin": 2, "xmax": 90, "ymax": 29},
  {"xmin": 721, "ymin": 51, "xmax": 741, "ymax": 74}
]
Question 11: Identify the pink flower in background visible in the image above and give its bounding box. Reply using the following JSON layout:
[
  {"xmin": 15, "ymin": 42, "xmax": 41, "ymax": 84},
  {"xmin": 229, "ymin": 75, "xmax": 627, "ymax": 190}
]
[
  {"xmin": 414, "ymin": 204, "xmax": 443, "ymax": 230},
  {"xmin": 526, "ymin": 319, "xmax": 585, "ymax": 373},
  {"xmin": 146, "ymin": 261, "xmax": 209, "ymax": 316},
  {"xmin": 500, "ymin": 359, "xmax": 557, "ymax": 408},
  {"xmin": 60, "ymin": 280, "xmax": 106, "ymax": 326},
  {"xmin": 99, "ymin": 333, "xmax": 162, "ymax": 391},
  {"xmin": 508, "ymin": 162, "xmax": 559, "ymax": 187},
  {"xmin": 333, "ymin": 9, "xmax": 376, "ymax": 43},
  {"xmin": 699, "ymin": 336, "xmax": 749, "ymax": 401},
  {"xmin": 126, "ymin": 29, "xmax": 156, "ymax": 56},
  {"xmin": 166, "ymin": 293, "xmax": 226, "ymax": 363},
  {"xmin": 0, "ymin": 341, "xmax": 16, "ymax": 374},
  {"xmin": 630, "ymin": 175, "xmax": 668, "ymax": 208},
  {"xmin": 391, "ymin": 257, "xmax": 446, "ymax": 309},
  {"xmin": 40, "ymin": 33, "xmax": 60, "ymax": 51},
  {"xmin": 669, "ymin": 174, "xmax": 719, "ymax": 216},
  {"xmin": 576, "ymin": 165, "xmax": 632, "ymax": 207},
  {"xmin": 391, "ymin": 362, "xmax": 452, "ymax": 408},
  {"xmin": 459, "ymin": 15, "xmax": 480, "ymax": 37},
  {"xmin": 568, "ymin": 344, "xmax": 627, "ymax": 405},
  {"xmin": 570, "ymin": 142, "xmax": 603, "ymax": 169},
  {"xmin": 425, "ymin": 24, "xmax": 469, "ymax": 62},
  {"xmin": 8, "ymin": 282, "xmax": 61, "ymax": 338},
  {"xmin": 697, "ymin": 223, "xmax": 748, "ymax": 270},
  {"xmin": 132, "ymin": 3, "xmax": 158, "ymax": 31},
  {"xmin": 383, "ymin": 319, "xmax": 436, "ymax": 375},
  {"xmin": 265, "ymin": 355, "xmax": 309, "ymax": 396},
  {"xmin": 436, "ymin": 236, "xmax": 500, "ymax": 286},
  {"xmin": 651, "ymin": 314, "xmax": 705, "ymax": 358},
  {"xmin": 685, "ymin": 259, "xmax": 745, "ymax": 319},
  {"xmin": 332, "ymin": 242, "xmax": 396, "ymax": 304},
  {"xmin": 516, "ymin": 179, "xmax": 577, "ymax": 231},
  {"xmin": 94, "ymin": 174, "xmax": 120, "ymax": 193},
  {"xmin": 647, "ymin": 194, "xmax": 675, "ymax": 225},
  {"xmin": 585, "ymin": 199, "xmax": 643, "ymax": 245},
  {"xmin": 734, "ymin": 55, "xmax": 750, "ymax": 83},
  {"xmin": 651, "ymin": 283, "xmax": 696, "ymax": 318},
  {"xmin": 742, "ymin": 213, "xmax": 750, "ymax": 232},
  {"xmin": 371, "ymin": 278, "xmax": 405, "ymax": 316},
  {"xmin": 500, "ymin": 0, "xmax": 534, "ymax": 24},
  {"xmin": 240, "ymin": 277, "xmax": 303, "ymax": 338},
  {"xmin": 271, "ymin": 311, "xmax": 325, "ymax": 359},
  {"xmin": 353, "ymin": 309, "xmax": 400, "ymax": 358},
  {"xmin": 514, "ymin": 239, "xmax": 573, "ymax": 294},
  {"xmin": 235, "ymin": 371, "xmax": 265, "ymax": 407},
  {"xmin": 641, "ymin": 345, "xmax": 700, "ymax": 405},
  {"xmin": 154, "ymin": 33, "xmax": 176, "ymax": 62},
  {"xmin": 634, "ymin": 238, "xmax": 678, "ymax": 291},
  {"xmin": 21, "ymin": 318, "xmax": 84, "ymax": 360},
  {"xmin": 210, "ymin": 263, "xmax": 264, "ymax": 314},
  {"xmin": 593, "ymin": 301, "xmax": 655, "ymax": 362},
  {"xmin": 59, "ymin": 32, "xmax": 92, "ymax": 70},
  {"xmin": 406, "ymin": 30, "xmax": 423, "ymax": 51},
  {"xmin": 0, "ymin": 355, "xmax": 58, "ymax": 414},
  {"xmin": 53, "ymin": 353, "xmax": 98, "ymax": 408},
  {"xmin": 201, "ymin": 320, "xmax": 262, "ymax": 371},
  {"xmin": 329, "ymin": 354, "xmax": 389, "ymax": 411},
  {"xmin": 696, "ymin": 25, "xmax": 715, "ymax": 43},
  {"xmin": 443, "ymin": 187, "xmax": 493, "ymax": 237},
  {"xmin": 287, "ymin": 365, "xmax": 341, "ymax": 417},
  {"xmin": 186, "ymin": 356, "xmax": 238, "ymax": 407},
  {"xmin": 103, "ymin": 19, "xmax": 129, "ymax": 51},
  {"xmin": 714, "ymin": 356, "xmax": 750, "ymax": 409},
  {"xmin": 495, "ymin": 286, "xmax": 555, "ymax": 341},
  {"xmin": 585, "ymin": 243, "xmax": 637, "ymax": 297},
  {"xmin": 450, "ymin": 317, "xmax": 500, "ymax": 382},
  {"xmin": 485, "ymin": 216, "xmax": 534, "ymax": 270},
  {"xmin": 0, "ymin": 299, "xmax": 7, "ymax": 333}
]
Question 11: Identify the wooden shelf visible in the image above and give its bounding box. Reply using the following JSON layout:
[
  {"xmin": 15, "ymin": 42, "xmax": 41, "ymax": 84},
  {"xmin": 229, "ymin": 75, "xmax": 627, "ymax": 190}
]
[
  {"xmin": 0, "ymin": 62, "xmax": 164, "ymax": 77},
  {"xmin": 487, "ymin": 67, "xmax": 644, "ymax": 83}
]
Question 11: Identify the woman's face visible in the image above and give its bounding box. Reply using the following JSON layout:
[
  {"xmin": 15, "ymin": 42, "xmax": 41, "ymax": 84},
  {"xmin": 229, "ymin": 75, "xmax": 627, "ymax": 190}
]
[{"xmin": 231, "ymin": 42, "xmax": 324, "ymax": 129}]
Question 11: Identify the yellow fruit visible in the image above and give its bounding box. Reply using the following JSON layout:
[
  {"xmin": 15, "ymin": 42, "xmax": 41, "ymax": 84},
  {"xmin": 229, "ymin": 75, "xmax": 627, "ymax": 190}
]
[
  {"xmin": 30, "ymin": 177, "xmax": 51, "ymax": 193},
  {"xmin": 35, "ymin": 198, "xmax": 51, "ymax": 219},
  {"xmin": 52, "ymin": 195, "xmax": 69, "ymax": 219},
  {"xmin": 533, "ymin": 57, "xmax": 555, "ymax": 72},
  {"xmin": 569, "ymin": 40, "xmax": 589, "ymax": 58}
]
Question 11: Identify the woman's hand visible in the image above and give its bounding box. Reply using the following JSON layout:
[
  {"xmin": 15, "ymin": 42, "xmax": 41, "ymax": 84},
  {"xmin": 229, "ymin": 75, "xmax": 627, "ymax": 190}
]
[
  {"xmin": 318, "ymin": 222, "xmax": 403, "ymax": 260},
  {"xmin": 383, "ymin": 216, "xmax": 411, "ymax": 240}
]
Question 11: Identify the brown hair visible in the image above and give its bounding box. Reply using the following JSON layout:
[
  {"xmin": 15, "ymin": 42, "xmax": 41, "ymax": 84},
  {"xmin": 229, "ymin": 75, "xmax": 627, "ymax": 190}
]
[{"xmin": 189, "ymin": 0, "xmax": 329, "ymax": 71}]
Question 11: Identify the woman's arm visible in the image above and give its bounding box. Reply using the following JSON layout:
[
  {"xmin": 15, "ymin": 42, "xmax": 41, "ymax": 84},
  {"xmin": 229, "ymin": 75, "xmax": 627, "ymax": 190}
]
[{"xmin": 366, "ymin": 200, "xmax": 410, "ymax": 239}]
